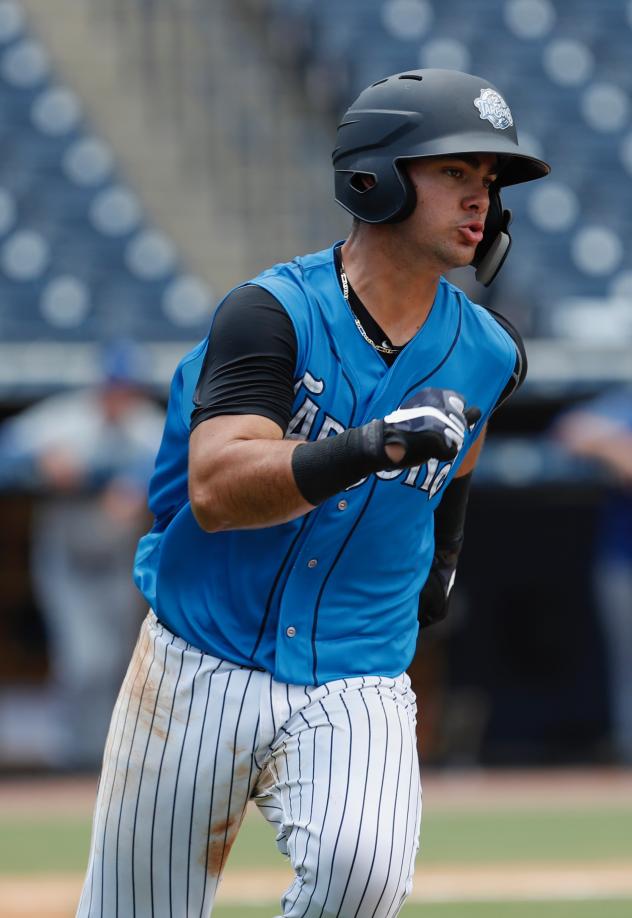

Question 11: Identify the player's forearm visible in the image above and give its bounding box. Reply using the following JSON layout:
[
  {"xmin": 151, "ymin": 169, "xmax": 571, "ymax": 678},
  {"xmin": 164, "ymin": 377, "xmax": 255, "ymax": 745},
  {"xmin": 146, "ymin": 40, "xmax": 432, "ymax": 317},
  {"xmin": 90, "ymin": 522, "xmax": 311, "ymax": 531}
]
[
  {"xmin": 189, "ymin": 437, "xmax": 314, "ymax": 532},
  {"xmin": 190, "ymin": 389, "xmax": 479, "ymax": 532}
]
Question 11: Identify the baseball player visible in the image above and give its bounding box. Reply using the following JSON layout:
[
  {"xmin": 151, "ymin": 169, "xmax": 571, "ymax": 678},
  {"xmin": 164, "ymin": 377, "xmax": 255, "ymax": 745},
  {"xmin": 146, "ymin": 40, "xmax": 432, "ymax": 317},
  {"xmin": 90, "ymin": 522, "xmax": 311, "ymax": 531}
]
[{"xmin": 78, "ymin": 69, "xmax": 549, "ymax": 917}]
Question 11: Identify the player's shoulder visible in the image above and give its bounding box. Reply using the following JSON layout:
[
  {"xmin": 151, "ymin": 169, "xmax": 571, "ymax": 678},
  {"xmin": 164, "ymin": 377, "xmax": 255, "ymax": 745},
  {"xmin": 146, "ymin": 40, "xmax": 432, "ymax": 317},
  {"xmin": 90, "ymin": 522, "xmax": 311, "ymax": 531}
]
[
  {"xmin": 442, "ymin": 278, "xmax": 524, "ymax": 353},
  {"xmin": 442, "ymin": 278, "xmax": 527, "ymax": 400},
  {"xmin": 163, "ymin": 339, "xmax": 209, "ymax": 432},
  {"xmin": 252, "ymin": 244, "xmax": 339, "ymax": 300},
  {"xmin": 288, "ymin": 243, "xmax": 338, "ymax": 277},
  {"xmin": 481, "ymin": 305, "xmax": 526, "ymax": 366},
  {"xmin": 439, "ymin": 276, "xmax": 492, "ymax": 321},
  {"xmin": 174, "ymin": 338, "xmax": 208, "ymax": 383}
]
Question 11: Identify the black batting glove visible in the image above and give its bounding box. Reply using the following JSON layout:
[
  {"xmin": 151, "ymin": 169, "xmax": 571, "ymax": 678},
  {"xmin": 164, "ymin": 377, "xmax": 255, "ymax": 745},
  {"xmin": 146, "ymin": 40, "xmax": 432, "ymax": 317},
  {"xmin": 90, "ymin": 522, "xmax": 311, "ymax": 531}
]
[
  {"xmin": 418, "ymin": 471, "xmax": 473, "ymax": 629},
  {"xmin": 382, "ymin": 388, "xmax": 480, "ymax": 467},
  {"xmin": 292, "ymin": 388, "xmax": 480, "ymax": 506},
  {"xmin": 418, "ymin": 540, "xmax": 461, "ymax": 629}
]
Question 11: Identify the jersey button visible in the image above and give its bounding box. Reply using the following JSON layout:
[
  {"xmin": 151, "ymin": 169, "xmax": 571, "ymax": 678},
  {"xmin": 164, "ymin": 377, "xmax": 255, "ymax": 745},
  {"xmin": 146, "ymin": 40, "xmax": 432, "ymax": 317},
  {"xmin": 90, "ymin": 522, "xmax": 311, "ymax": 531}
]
[
  {"xmin": 286, "ymin": 626, "xmax": 297, "ymax": 638},
  {"xmin": 337, "ymin": 499, "xmax": 348, "ymax": 511},
  {"xmin": 307, "ymin": 558, "xmax": 318, "ymax": 568}
]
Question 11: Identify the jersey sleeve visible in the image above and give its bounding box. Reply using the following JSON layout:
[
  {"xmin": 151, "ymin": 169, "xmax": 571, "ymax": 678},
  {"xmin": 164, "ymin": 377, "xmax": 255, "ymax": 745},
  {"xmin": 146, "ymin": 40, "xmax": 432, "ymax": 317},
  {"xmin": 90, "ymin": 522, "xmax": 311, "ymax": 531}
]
[
  {"xmin": 190, "ymin": 284, "xmax": 298, "ymax": 434},
  {"xmin": 485, "ymin": 307, "xmax": 528, "ymax": 411}
]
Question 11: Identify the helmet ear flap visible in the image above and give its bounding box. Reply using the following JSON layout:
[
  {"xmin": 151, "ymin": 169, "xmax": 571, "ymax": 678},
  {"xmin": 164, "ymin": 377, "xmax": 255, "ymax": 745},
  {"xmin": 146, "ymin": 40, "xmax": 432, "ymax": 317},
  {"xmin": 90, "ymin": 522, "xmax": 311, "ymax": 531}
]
[
  {"xmin": 472, "ymin": 188, "xmax": 512, "ymax": 285},
  {"xmin": 335, "ymin": 159, "xmax": 417, "ymax": 224},
  {"xmin": 387, "ymin": 160, "xmax": 417, "ymax": 223}
]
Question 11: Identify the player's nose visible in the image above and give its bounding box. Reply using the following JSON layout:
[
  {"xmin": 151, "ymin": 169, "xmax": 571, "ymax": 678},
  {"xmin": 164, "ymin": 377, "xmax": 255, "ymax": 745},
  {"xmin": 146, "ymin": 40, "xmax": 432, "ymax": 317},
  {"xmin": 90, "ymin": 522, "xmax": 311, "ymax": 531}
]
[{"xmin": 463, "ymin": 187, "xmax": 489, "ymax": 215}]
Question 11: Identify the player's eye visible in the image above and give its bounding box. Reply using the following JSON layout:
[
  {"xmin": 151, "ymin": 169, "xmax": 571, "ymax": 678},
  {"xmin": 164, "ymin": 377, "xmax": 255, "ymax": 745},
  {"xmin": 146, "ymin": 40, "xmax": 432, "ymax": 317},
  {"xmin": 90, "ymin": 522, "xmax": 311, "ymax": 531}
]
[{"xmin": 444, "ymin": 167, "xmax": 463, "ymax": 178}]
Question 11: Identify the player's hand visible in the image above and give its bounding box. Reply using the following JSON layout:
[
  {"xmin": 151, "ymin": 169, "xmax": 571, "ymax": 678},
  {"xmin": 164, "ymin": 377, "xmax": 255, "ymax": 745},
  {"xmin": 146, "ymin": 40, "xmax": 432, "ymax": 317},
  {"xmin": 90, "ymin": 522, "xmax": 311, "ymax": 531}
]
[
  {"xmin": 418, "ymin": 541, "xmax": 461, "ymax": 628},
  {"xmin": 381, "ymin": 388, "xmax": 481, "ymax": 468},
  {"xmin": 292, "ymin": 388, "xmax": 480, "ymax": 506}
]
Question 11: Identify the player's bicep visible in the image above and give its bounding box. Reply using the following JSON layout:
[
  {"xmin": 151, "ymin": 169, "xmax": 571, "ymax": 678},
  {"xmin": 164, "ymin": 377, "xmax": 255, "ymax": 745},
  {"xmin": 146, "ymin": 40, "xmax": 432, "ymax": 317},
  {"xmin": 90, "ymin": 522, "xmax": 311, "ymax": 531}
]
[
  {"xmin": 189, "ymin": 413, "xmax": 285, "ymax": 506},
  {"xmin": 191, "ymin": 413, "xmax": 284, "ymax": 460}
]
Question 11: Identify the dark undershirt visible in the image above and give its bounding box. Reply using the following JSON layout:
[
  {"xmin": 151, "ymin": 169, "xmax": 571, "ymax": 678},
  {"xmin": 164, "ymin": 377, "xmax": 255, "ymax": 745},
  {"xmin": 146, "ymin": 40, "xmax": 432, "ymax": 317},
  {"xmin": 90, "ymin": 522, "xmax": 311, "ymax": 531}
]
[
  {"xmin": 191, "ymin": 283, "xmax": 298, "ymax": 433},
  {"xmin": 333, "ymin": 245, "xmax": 403, "ymax": 367},
  {"xmin": 191, "ymin": 246, "xmax": 524, "ymax": 433}
]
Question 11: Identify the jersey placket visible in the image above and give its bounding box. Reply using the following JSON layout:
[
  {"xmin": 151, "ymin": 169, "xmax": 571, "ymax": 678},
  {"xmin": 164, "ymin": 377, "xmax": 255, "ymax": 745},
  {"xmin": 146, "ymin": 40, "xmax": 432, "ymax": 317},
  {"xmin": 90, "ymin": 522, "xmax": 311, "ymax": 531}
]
[{"xmin": 273, "ymin": 482, "xmax": 370, "ymax": 685}]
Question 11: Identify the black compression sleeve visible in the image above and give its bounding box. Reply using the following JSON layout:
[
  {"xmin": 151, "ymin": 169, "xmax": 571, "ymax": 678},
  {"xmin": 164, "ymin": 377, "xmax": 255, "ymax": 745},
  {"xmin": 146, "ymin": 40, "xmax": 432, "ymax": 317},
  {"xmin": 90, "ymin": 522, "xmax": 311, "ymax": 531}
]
[
  {"xmin": 190, "ymin": 285, "xmax": 298, "ymax": 433},
  {"xmin": 434, "ymin": 471, "xmax": 472, "ymax": 548},
  {"xmin": 417, "ymin": 472, "xmax": 473, "ymax": 629},
  {"xmin": 291, "ymin": 421, "xmax": 387, "ymax": 506}
]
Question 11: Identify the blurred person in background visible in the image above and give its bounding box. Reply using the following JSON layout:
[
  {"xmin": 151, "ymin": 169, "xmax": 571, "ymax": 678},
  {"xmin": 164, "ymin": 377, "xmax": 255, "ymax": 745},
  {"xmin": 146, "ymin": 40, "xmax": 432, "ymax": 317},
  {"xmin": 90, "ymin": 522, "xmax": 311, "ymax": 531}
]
[
  {"xmin": 0, "ymin": 340, "xmax": 165, "ymax": 769},
  {"xmin": 553, "ymin": 386, "xmax": 632, "ymax": 765}
]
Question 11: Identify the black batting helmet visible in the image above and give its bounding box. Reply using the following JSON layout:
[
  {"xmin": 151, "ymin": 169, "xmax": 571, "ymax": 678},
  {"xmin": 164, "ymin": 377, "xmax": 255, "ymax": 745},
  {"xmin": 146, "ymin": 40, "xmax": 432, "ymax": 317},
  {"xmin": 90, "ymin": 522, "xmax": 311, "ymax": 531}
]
[{"xmin": 332, "ymin": 69, "xmax": 551, "ymax": 284}]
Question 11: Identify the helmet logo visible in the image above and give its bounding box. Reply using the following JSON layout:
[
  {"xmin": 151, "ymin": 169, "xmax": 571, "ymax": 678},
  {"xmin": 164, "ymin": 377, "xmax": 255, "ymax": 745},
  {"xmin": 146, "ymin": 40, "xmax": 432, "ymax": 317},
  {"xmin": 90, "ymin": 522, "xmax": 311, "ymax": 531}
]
[{"xmin": 474, "ymin": 88, "xmax": 513, "ymax": 131}]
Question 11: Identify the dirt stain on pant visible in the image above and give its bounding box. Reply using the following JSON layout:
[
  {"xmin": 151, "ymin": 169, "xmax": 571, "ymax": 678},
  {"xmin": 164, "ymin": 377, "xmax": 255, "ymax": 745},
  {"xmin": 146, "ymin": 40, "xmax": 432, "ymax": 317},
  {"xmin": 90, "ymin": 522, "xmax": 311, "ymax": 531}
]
[{"xmin": 204, "ymin": 813, "xmax": 241, "ymax": 878}]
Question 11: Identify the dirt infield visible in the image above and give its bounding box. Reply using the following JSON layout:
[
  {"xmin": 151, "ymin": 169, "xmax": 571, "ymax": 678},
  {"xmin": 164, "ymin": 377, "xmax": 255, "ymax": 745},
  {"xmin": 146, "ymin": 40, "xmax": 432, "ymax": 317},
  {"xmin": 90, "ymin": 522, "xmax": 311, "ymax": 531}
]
[
  {"xmin": 3, "ymin": 862, "xmax": 632, "ymax": 916},
  {"xmin": 419, "ymin": 767, "xmax": 632, "ymax": 809}
]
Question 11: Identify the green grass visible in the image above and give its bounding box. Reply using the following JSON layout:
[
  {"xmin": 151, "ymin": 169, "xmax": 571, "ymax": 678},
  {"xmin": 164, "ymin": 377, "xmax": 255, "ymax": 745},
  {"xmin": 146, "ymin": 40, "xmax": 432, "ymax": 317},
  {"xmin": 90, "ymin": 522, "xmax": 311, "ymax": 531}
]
[
  {"xmin": 2, "ymin": 804, "xmax": 632, "ymax": 874},
  {"xmin": 0, "ymin": 816, "xmax": 91, "ymax": 873},
  {"xmin": 226, "ymin": 805, "xmax": 632, "ymax": 869},
  {"xmin": 212, "ymin": 904, "xmax": 632, "ymax": 918},
  {"xmin": 419, "ymin": 807, "xmax": 632, "ymax": 864}
]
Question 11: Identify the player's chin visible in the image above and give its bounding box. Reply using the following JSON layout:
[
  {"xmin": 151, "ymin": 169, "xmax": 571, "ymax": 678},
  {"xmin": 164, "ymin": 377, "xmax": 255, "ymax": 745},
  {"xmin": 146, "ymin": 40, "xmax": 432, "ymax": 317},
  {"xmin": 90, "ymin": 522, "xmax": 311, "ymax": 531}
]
[{"xmin": 445, "ymin": 245, "xmax": 476, "ymax": 270}]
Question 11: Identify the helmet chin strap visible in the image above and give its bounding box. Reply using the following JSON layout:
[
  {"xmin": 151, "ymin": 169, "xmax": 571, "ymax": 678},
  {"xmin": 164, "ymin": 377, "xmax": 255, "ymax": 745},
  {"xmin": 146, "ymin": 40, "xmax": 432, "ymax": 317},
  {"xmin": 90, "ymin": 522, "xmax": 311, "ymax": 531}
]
[
  {"xmin": 471, "ymin": 187, "xmax": 513, "ymax": 286},
  {"xmin": 474, "ymin": 211, "xmax": 512, "ymax": 285}
]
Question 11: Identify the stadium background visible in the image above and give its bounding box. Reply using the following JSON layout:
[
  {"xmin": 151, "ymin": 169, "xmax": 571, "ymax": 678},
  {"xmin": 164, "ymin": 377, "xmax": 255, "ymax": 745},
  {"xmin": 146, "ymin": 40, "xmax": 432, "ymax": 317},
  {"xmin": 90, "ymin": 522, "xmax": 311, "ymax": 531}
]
[{"xmin": 0, "ymin": 0, "xmax": 631, "ymax": 914}]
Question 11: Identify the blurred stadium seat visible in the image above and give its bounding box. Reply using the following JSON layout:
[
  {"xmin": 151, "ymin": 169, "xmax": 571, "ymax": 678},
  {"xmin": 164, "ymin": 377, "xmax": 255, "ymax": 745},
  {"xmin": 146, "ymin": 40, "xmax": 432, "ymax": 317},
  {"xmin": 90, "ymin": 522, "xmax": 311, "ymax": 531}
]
[
  {"xmin": 0, "ymin": 0, "xmax": 214, "ymax": 392},
  {"xmin": 0, "ymin": 0, "xmax": 630, "ymax": 394},
  {"xmin": 245, "ymin": 0, "xmax": 632, "ymax": 352}
]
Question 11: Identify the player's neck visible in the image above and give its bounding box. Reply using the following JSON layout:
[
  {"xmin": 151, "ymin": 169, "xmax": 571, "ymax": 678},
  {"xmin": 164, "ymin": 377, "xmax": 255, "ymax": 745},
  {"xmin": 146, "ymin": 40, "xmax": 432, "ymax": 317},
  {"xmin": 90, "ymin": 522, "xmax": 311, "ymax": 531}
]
[{"xmin": 339, "ymin": 229, "xmax": 440, "ymax": 346}]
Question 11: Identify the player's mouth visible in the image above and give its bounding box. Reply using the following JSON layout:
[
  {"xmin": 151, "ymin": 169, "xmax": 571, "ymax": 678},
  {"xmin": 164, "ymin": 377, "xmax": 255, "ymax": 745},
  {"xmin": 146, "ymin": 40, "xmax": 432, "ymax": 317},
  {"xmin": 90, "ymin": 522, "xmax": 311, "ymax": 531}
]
[{"xmin": 457, "ymin": 222, "xmax": 484, "ymax": 245}]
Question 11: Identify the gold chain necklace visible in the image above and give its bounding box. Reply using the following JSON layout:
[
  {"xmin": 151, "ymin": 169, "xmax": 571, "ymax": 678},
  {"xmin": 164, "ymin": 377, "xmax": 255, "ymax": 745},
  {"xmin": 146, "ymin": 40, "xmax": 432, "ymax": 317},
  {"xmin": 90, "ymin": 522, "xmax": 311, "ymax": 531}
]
[{"xmin": 339, "ymin": 263, "xmax": 400, "ymax": 356}]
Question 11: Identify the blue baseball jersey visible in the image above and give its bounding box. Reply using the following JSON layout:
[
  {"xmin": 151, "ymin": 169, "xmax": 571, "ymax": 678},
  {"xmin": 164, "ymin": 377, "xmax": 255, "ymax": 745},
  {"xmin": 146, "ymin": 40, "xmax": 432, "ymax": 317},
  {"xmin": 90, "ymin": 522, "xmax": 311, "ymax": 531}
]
[{"xmin": 134, "ymin": 244, "xmax": 517, "ymax": 684}]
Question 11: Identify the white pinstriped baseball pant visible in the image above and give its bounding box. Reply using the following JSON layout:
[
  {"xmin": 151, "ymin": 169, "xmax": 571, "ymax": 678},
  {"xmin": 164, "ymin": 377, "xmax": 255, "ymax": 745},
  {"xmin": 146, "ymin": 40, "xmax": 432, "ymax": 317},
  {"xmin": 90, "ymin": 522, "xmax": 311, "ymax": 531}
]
[{"xmin": 77, "ymin": 612, "xmax": 422, "ymax": 917}]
